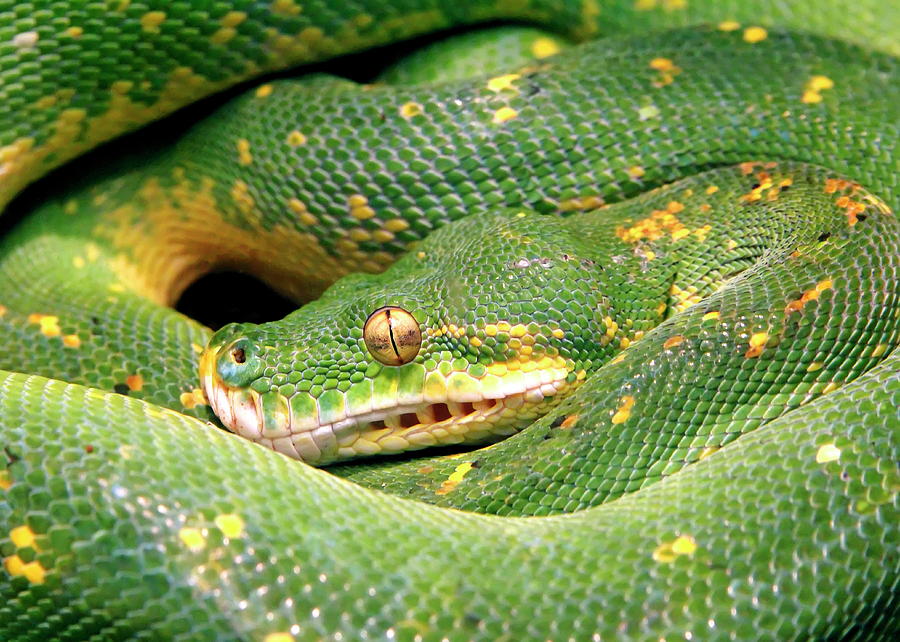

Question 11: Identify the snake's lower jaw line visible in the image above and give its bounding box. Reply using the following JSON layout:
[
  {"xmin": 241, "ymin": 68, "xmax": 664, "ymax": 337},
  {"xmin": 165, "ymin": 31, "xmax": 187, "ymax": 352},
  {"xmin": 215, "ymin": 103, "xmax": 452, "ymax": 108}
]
[
  {"xmin": 200, "ymin": 357, "xmax": 576, "ymax": 465},
  {"xmin": 199, "ymin": 348, "xmax": 266, "ymax": 446}
]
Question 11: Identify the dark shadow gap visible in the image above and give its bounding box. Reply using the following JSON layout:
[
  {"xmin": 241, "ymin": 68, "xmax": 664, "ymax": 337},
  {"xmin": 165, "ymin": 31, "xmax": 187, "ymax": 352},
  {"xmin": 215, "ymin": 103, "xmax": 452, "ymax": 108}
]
[{"xmin": 175, "ymin": 271, "xmax": 298, "ymax": 330}]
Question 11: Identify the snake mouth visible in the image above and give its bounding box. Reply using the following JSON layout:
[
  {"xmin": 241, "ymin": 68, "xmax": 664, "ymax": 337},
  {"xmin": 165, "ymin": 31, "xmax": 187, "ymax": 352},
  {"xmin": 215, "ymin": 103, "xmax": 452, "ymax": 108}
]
[{"xmin": 200, "ymin": 349, "xmax": 576, "ymax": 465}]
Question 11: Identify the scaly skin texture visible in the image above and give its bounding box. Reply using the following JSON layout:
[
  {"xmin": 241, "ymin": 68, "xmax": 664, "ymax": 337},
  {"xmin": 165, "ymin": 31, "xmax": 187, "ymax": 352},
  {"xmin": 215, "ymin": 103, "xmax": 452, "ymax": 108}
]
[{"xmin": 0, "ymin": 1, "xmax": 899, "ymax": 640}]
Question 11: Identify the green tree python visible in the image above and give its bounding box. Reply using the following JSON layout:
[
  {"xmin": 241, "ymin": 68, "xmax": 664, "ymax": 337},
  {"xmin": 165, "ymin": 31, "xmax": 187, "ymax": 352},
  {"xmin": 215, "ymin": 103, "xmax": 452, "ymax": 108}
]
[{"xmin": 1, "ymin": 1, "xmax": 898, "ymax": 639}]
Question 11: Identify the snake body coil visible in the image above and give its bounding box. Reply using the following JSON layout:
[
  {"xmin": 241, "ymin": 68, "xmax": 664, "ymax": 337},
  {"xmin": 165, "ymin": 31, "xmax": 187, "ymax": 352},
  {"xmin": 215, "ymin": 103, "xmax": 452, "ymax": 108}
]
[{"xmin": 0, "ymin": 1, "xmax": 898, "ymax": 640}]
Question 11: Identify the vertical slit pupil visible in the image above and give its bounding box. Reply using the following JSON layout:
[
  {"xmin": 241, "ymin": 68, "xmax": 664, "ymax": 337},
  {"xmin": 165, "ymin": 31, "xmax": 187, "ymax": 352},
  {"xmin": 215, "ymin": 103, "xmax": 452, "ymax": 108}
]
[{"xmin": 385, "ymin": 309, "xmax": 402, "ymax": 360}]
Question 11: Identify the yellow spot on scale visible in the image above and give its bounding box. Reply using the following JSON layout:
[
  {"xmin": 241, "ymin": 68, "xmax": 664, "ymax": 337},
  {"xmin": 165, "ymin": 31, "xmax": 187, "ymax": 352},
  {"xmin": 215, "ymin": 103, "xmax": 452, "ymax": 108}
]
[
  {"xmin": 509, "ymin": 324, "xmax": 528, "ymax": 338},
  {"xmin": 286, "ymin": 130, "xmax": 307, "ymax": 146},
  {"xmin": 663, "ymin": 335, "xmax": 684, "ymax": 350},
  {"xmin": 178, "ymin": 527, "xmax": 206, "ymax": 551},
  {"xmin": 558, "ymin": 195, "xmax": 605, "ymax": 212},
  {"xmin": 0, "ymin": 305, "xmax": 6, "ymax": 318},
  {"xmin": 400, "ymin": 102, "xmax": 423, "ymax": 119},
  {"xmin": 743, "ymin": 26, "xmax": 768, "ymax": 43},
  {"xmin": 531, "ymin": 37, "xmax": 561, "ymax": 59},
  {"xmin": 214, "ymin": 514, "xmax": 245, "ymax": 538},
  {"xmin": 669, "ymin": 283, "xmax": 701, "ymax": 313},
  {"xmin": 616, "ymin": 200, "xmax": 687, "ymax": 243},
  {"xmin": 73, "ymin": 256, "xmax": 85, "ymax": 268},
  {"xmin": 270, "ymin": 0, "xmax": 302, "ymax": 15},
  {"xmin": 552, "ymin": 328, "xmax": 565, "ymax": 339},
  {"xmin": 802, "ymin": 75, "xmax": 835, "ymax": 104},
  {"xmin": 384, "ymin": 219, "xmax": 410, "ymax": 232},
  {"xmin": 66, "ymin": 26, "xmax": 83, "ymax": 38},
  {"xmin": 648, "ymin": 57, "xmax": 681, "ymax": 87},
  {"xmin": 834, "ymin": 196, "xmax": 866, "ymax": 225},
  {"xmin": 211, "ymin": 27, "xmax": 238, "ymax": 44},
  {"xmin": 698, "ymin": 446, "xmax": 719, "ymax": 460},
  {"xmin": 705, "ymin": 185, "xmax": 719, "ymax": 195},
  {"xmin": 718, "ymin": 20, "xmax": 740, "ymax": 31},
  {"xmin": 627, "ymin": 165, "xmax": 645, "ymax": 179},
  {"xmin": 492, "ymin": 107, "xmax": 518, "ymax": 124},
  {"xmin": 231, "ymin": 179, "xmax": 255, "ymax": 216},
  {"xmin": 693, "ymin": 224, "xmax": 712, "ymax": 242},
  {"xmin": 221, "ymin": 10, "xmax": 247, "ymax": 27},
  {"xmin": 653, "ymin": 534, "xmax": 698, "ymax": 563},
  {"xmin": 871, "ymin": 344, "xmax": 888, "ymax": 358},
  {"xmin": 236, "ymin": 139, "xmax": 253, "ymax": 165},
  {"xmin": 28, "ymin": 314, "xmax": 61, "ymax": 337},
  {"xmin": 349, "ymin": 227, "xmax": 371, "ymax": 242},
  {"xmin": 815, "ymin": 443, "xmax": 841, "ymax": 463},
  {"xmin": 611, "ymin": 395, "xmax": 635, "ymax": 424},
  {"xmin": 560, "ymin": 414, "xmax": 579, "ymax": 429},
  {"xmin": 348, "ymin": 194, "xmax": 375, "ymax": 220},
  {"xmin": 10, "ymin": 525, "xmax": 36, "ymax": 549},
  {"xmin": 807, "ymin": 361, "xmax": 824, "ymax": 372},
  {"xmin": 634, "ymin": 0, "xmax": 686, "ymax": 9},
  {"xmin": 436, "ymin": 462, "xmax": 474, "ymax": 495},
  {"xmin": 650, "ymin": 58, "xmax": 675, "ymax": 71},
  {"xmin": 824, "ymin": 177, "xmax": 858, "ymax": 195},
  {"xmin": 702, "ymin": 311, "xmax": 720, "ymax": 322},
  {"xmin": 34, "ymin": 95, "xmax": 58, "ymax": 110},
  {"xmin": 600, "ymin": 316, "xmax": 619, "ymax": 346},
  {"xmin": 140, "ymin": 11, "xmax": 166, "ymax": 33},
  {"xmin": 638, "ymin": 104, "xmax": 660, "ymax": 120},
  {"xmin": 256, "ymin": 84, "xmax": 274, "ymax": 98},
  {"xmin": 785, "ymin": 279, "xmax": 833, "ymax": 315},
  {"xmin": 110, "ymin": 80, "xmax": 134, "ymax": 96},
  {"xmin": 126, "ymin": 374, "xmax": 144, "ymax": 391},
  {"xmin": 263, "ymin": 634, "xmax": 296, "ymax": 642},
  {"xmin": 62, "ymin": 334, "xmax": 81, "ymax": 348},
  {"xmin": 3, "ymin": 555, "xmax": 46, "ymax": 584},
  {"xmin": 486, "ymin": 74, "xmax": 521, "ymax": 93},
  {"xmin": 180, "ymin": 388, "xmax": 207, "ymax": 409},
  {"xmin": 0, "ymin": 469, "xmax": 11, "ymax": 490},
  {"xmin": 745, "ymin": 332, "xmax": 769, "ymax": 358},
  {"xmin": 821, "ymin": 382, "xmax": 840, "ymax": 395}
]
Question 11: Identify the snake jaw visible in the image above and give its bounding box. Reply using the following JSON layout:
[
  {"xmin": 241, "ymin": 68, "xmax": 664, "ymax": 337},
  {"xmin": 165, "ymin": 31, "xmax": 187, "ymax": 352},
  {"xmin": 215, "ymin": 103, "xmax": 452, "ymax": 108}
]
[
  {"xmin": 201, "ymin": 345, "xmax": 577, "ymax": 465},
  {"xmin": 200, "ymin": 346, "xmax": 266, "ymax": 442}
]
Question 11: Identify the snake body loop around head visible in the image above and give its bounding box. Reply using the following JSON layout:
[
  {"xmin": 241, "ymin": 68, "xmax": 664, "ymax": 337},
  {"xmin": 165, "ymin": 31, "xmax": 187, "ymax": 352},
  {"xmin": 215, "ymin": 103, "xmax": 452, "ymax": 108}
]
[{"xmin": 0, "ymin": 1, "xmax": 898, "ymax": 640}]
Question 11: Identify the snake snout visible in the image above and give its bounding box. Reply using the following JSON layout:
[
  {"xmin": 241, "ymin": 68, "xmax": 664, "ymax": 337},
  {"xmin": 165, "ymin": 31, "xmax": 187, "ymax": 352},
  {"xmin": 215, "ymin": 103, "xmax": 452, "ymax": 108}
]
[{"xmin": 200, "ymin": 327, "xmax": 268, "ymax": 441}]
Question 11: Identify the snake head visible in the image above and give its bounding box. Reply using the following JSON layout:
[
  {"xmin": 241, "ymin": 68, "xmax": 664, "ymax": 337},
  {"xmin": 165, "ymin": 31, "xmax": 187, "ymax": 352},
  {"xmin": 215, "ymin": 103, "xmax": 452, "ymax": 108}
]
[{"xmin": 200, "ymin": 211, "xmax": 610, "ymax": 466}]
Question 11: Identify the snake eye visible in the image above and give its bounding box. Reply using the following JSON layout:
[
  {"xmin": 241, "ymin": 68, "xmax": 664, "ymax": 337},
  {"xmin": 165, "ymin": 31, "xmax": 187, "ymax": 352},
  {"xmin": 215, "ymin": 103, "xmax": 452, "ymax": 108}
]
[{"xmin": 364, "ymin": 306, "xmax": 421, "ymax": 366}]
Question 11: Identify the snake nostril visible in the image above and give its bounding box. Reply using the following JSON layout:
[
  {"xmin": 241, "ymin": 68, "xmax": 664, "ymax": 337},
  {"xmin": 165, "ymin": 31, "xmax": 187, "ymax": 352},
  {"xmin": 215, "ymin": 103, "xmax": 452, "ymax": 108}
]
[{"xmin": 212, "ymin": 336, "xmax": 263, "ymax": 387}]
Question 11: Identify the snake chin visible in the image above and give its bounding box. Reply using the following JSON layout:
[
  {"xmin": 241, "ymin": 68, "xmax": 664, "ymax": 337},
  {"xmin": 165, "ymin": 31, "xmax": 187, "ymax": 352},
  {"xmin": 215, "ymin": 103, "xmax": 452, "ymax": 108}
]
[{"xmin": 200, "ymin": 348, "xmax": 575, "ymax": 465}]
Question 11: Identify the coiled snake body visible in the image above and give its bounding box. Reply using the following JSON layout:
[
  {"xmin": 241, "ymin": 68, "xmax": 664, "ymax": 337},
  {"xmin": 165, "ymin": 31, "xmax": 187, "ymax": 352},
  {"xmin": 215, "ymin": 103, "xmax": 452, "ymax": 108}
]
[{"xmin": 0, "ymin": 1, "xmax": 898, "ymax": 640}]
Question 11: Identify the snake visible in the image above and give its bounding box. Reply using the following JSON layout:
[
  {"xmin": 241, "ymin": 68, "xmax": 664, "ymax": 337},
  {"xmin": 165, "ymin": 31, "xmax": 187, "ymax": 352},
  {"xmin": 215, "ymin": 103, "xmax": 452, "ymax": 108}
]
[{"xmin": 1, "ymin": 1, "xmax": 899, "ymax": 639}]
